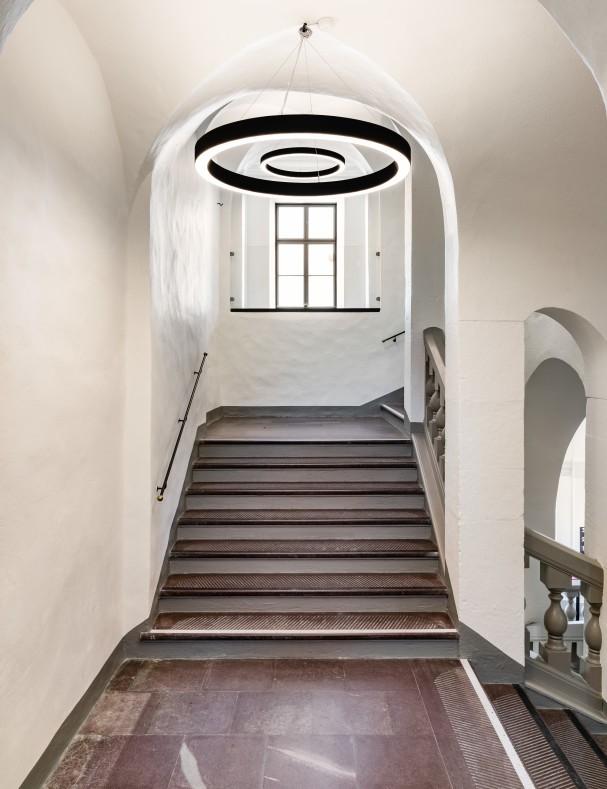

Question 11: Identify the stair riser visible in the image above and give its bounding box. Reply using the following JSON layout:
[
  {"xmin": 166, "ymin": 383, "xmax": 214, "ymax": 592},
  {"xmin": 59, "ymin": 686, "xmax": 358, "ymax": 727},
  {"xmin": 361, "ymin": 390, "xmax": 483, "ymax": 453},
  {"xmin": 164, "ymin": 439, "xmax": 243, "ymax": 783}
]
[
  {"xmin": 177, "ymin": 525, "xmax": 433, "ymax": 540},
  {"xmin": 134, "ymin": 639, "xmax": 459, "ymax": 660},
  {"xmin": 199, "ymin": 444, "xmax": 412, "ymax": 458},
  {"xmin": 169, "ymin": 557, "xmax": 438, "ymax": 574},
  {"xmin": 157, "ymin": 595, "xmax": 449, "ymax": 613},
  {"xmin": 184, "ymin": 494, "xmax": 426, "ymax": 509},
  {"xmin": 192, "ymin": 467, "xmax": 418, "ymax": 482}
]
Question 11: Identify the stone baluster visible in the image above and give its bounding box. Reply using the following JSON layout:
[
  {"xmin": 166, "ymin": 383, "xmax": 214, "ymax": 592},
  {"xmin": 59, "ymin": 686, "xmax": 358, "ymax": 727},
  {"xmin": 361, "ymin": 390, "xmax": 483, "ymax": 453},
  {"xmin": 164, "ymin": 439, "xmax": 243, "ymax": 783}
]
[
  {"xmin": 425, "ymin": 365, "xmax": 435, "ymax": 429},
  {"xmin": 579, "ymin": 582, "xmax": 603, "ymax": 691},
  {"xmin": 435, "ymin": 403, "xmax": 445, "ymax": 463},
  {"xmin": 539, "ymin": 563, "xmax": 572, "ymax": 673},
  {"xmin": 428, "ymin": 383, "xmax": 441, "ymax": 441},
  {"xmin": 565, "ymin": 589, "xmax": 578, "ymax": 622}
]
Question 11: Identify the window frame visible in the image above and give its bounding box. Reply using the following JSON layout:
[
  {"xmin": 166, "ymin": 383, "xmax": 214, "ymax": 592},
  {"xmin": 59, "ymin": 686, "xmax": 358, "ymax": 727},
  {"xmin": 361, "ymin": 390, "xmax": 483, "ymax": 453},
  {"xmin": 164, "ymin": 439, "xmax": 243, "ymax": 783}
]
[{"xmin": 275, "ymin": 203, "xmax": 337, "ymax": 309}]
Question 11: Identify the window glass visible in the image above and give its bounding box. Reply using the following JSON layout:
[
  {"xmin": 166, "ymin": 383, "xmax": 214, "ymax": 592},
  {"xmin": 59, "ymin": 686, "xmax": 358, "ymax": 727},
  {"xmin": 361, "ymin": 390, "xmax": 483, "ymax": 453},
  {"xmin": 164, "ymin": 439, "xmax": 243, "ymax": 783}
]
[
  {"xmin": 308, "ymin": 206, "xmax": 335, "ymax": 239},
  {"xmin": 308, "ymin": 244, "xmax": 334, "ymax": 275},
  {"xmin": 277, "ymin": 206, "xmax": 304, "ymax": 239},
  {"xmin": 308, "ymin": 276, "xmax": 334, "ymax": 307},
  {"xmin": 277, "ymin": 244, "xmax": 304, "ymax": 275},
  {"xmin": 277, "ymin": 276, "xmax": 304, "ymax": 307}
]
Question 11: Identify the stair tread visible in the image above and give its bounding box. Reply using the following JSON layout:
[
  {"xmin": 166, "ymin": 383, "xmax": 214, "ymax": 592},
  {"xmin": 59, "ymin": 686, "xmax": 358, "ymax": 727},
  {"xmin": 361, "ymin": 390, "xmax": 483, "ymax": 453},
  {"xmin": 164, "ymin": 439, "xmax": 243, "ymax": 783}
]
[
  {"xmin": 142, "ymin": 611, "xmax": 457, "ymax": 640},
  {"xmin": 161, "ymin": 572, "xmax": 447, "ymax": 596},
  {"xmin": 194, "ymin": 456, "xmax": 417, "ymax": 469},
  {"xmin": 187, "ymin": 481, "xmax": 423, "ymax": 495},
  {"xmin": 539, "ymin": 709, "xmax": 607, "ymax": 788},
  {"xmin": 200, "ymin": 438, "xmax": 411, "ymax": 445},
  {"xmin": 179, "ymin": 508, "xmax": 431, "ymax": 525},
  {"xmin": 171, "ymin": 538, "xmax": 438, "ymax": 558}
]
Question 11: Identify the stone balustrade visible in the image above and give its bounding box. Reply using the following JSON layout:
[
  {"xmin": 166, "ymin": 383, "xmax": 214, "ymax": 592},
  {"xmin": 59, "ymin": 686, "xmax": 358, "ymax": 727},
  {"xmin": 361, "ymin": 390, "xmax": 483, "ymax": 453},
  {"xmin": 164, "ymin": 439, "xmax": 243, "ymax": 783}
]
[{"xmin": 423, "ymin": 329, "xmax": 445, "ymax": 484}]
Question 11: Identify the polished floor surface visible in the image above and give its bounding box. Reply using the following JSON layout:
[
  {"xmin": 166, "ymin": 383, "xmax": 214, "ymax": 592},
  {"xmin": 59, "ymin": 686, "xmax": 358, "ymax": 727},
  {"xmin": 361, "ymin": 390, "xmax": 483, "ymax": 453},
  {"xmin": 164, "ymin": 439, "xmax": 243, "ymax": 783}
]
[{"xmin": 45, "ymin": 658, "xmax": 519, "ymax": 789}]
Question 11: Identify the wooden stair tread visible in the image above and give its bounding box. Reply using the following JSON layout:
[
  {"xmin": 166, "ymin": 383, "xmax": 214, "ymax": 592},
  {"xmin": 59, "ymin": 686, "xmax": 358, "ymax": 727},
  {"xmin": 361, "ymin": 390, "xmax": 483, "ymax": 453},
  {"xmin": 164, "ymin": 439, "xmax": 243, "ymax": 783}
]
[
  {"xmin": 194, "ymin": 456, "xmax": 417, "ymax": 469},
  {"xmin": 161, "ymin": 572, "xmax": 447, "ymax": 596},
  {"xmin": 179, "ymin": 508, "xmax": 431, "ymax": 525},
  {"xmin": 199, "ymin": 438, "xmax": 411, "ymax": 445},
  {"xmin": 171, "ymin": 538, "xmax": 438, "ymax": 558},
  {"xmin": 142, "ymin": 611, "xmax": 457, "ymax": 640},
  {"xmin": 186, "ymin": 481, "xmax": 423, "ymax": 495}
]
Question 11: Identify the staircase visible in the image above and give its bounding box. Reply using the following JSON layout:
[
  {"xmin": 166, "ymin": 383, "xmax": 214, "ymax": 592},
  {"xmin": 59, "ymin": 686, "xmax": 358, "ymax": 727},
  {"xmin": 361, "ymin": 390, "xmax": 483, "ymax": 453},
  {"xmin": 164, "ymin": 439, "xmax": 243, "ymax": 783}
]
[
  {"xmin": 141, "ymin": 416, "xmax": 457, "ymax": 655},
  {"xmin": 485, "ymin": 683, "xmax": 607, "ymax": 788}
]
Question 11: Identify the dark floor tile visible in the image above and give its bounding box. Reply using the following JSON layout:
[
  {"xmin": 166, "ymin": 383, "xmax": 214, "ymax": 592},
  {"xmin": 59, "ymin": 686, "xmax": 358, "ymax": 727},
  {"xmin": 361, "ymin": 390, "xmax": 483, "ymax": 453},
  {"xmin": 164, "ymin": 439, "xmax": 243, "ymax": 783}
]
[
  {"xmin": 353, "ymin": 735, "xmax": 452, "ymax": 789},
  {"xmin": 80, "ymin": 692, "xmax": 152, "ymax": 735},
  {"xmin": 46, "ymin": 736, "xmax": 129, "ymax": 789},
  {"xmin": 130, "ymin": 659, "xmax": 209, "ymax": 692},
  {"xmin": 265, "ymin": 735, "xmax": 356, "ymax": 788},
  {"xmin": 168, "ymin": 735, "xmax": 265, "ymax": 789},
  {"xmin": 312, "ymin": 692, "xmax": 394, "ymax": 735},
  {"xmin": 274, "ymin": 659, "xmax": 345, "ymax": 691},
  {"xmin": 101, "ymin": 735, "xmax": 182, "ymax": 788},
  {"xmin": 344, "ymin": 659, "xmax": 417, "ymax": 692},
  {"xmin": 146, "ymin": 692, "xmax": 238, "ymax": 735},
  {"xmin": 385, "ymin": 689, "xmax": 433, "ymax": 735},
  {"xmin": 106, "ymin": 660, "xmax": 148, "ymax": 692},
  {"xmin": 204, "ymin": 659, "xmax": 274, "ymax": 691},
  {"xmin": 232, "ymin": 692, "xmax": 314, "ymax": 734}
]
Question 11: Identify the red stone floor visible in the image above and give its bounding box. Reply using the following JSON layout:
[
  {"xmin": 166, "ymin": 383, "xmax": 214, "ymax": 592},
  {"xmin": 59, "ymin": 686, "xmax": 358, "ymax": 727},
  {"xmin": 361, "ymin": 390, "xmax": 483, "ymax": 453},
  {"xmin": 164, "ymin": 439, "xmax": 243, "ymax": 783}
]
[{"xmin": 45, "ymin": 658, "xmax": 493, "ymax": 788}]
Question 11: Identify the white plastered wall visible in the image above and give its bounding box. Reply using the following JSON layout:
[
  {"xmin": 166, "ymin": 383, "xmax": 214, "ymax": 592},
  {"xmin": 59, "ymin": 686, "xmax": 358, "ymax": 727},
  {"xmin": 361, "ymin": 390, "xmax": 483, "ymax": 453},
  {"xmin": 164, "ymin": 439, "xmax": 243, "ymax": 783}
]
[{"xmin": 0, "ymin": 2, "xmax": 127, "ymax": 787}]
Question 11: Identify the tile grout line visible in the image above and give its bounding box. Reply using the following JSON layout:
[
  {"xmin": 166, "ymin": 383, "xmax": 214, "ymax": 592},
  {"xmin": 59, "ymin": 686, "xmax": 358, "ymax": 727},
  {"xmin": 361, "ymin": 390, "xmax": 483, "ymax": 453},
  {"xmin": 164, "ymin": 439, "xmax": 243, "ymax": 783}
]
[{"xmin": 459, "ymin": 660, "xmax": 535, "ymax": 789}]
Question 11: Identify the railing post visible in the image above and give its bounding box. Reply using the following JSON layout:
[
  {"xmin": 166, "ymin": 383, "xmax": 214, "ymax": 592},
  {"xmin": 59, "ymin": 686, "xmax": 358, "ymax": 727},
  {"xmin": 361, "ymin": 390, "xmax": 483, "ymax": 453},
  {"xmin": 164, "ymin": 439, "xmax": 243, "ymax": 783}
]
[
  {"xmin": 580, "ymin": 582, "xmax": 603, "ymax": 691},
  {"xmin": 539, "ymin": 563, "xmax": 572, "ymax": 672}
]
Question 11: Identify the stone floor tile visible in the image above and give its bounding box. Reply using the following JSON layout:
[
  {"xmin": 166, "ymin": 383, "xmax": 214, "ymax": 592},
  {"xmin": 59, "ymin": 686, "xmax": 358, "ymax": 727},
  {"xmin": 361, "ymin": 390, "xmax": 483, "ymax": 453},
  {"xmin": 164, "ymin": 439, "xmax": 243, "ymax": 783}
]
[
  {"xmin": 344, "ymin": 659, "xmax": 417, "ymax": 692},
  {"xmin": 106, "ymin": 660, "xmax": 148, "ymax": 692},
  {"xmin": 385, "ymin": 689, "xmax": 433, "ymax": 735},
  {"xmin": 264, "ymin": 735, "xmax": 356, "ymax": 789},
  {"xmin": 46, "ymin": 736, "xmax": 127, "ymax": 789},
  {"xmin": 204, "ymin": 659, "xmax": 274, "ymax": 691},
  {"xmin": 311, "ymin": 692, "xmax": 394, "ymax": 735},
  {"xmin": 146, "ymin": 692, "xmax": 238, "ymax": 735},
  {"xmin": 168, "ymin": 736, "xmax": 266, "ymax": 789},
  {"xmin": 273, "ymin": 659, "xmax": 345, "ymax": 691},
  {"xmin": 231, "ymin": 692, "xmax": 314, "ymax": 734},
  {"xmin": 353, "ymin": 735, "xmax": 453, "ymax": 789},
  {"xmin": 101, "ymin": 735, "xmax": 182, "ymax": 788},
  {"xmin": 130, "ymin": 659, "xmax": 209, "ymax": 692},
  {"xmin": 80, "ymin": 692, "xmax": 152, "ymax": 736}
]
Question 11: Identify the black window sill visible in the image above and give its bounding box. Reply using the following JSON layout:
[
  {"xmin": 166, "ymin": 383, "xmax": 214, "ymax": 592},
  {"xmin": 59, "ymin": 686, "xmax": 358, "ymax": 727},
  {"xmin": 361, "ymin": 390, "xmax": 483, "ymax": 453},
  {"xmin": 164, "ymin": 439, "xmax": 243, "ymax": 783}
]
[{"xmin": 230, "ymin": 307, "xmax": 381, "ymax": 313}]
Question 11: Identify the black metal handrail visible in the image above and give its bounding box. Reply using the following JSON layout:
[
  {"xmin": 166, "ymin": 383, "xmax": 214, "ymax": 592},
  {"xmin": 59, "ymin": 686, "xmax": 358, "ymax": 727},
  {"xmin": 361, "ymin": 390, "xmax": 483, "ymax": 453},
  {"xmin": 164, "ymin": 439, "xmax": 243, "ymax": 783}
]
[
  {"xmin": 156, "ymin": 352, "xmax": 208, "ymax": 502},
  {"xmin": 382, "ymin": 330, "xmax": 405, "ymax": 343}
]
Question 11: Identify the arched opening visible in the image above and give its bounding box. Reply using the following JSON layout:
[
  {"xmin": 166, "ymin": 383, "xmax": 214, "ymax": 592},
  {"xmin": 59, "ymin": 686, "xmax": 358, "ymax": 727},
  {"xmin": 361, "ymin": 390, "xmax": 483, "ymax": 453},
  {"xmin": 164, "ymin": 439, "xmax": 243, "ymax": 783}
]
[{"xmin": 555, "ymin": 418, "xmax": 586, "ymax": 552}]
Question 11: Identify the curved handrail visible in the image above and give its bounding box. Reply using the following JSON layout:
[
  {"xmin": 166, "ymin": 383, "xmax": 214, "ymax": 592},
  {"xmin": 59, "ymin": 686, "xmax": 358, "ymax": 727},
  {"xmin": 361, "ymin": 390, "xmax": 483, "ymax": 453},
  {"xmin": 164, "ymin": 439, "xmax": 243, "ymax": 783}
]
[
  {"xmin": 525, "ymin": 528, "xmax": 603, "ymax": 589},
  {"xmin": 424, "ymin": 328, "xmax": 445, "ymax": 390},
  {"xmin": 156, "ymin": 352, "xmax": 208, "ymax": 502}
]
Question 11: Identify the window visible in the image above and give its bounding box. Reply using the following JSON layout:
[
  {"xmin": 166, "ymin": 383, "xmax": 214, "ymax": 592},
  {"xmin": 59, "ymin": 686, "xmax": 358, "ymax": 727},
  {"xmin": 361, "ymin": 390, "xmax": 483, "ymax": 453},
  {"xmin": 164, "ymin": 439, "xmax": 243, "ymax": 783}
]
[{"xmin": 275, "ymin": 203, "xmax": 336, "ymax": 308}]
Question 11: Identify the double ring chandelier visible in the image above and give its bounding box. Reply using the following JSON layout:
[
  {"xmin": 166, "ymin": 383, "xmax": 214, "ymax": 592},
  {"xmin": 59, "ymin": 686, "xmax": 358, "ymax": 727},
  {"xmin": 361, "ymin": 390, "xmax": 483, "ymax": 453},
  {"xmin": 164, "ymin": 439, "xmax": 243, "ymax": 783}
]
[{"xmin": 195, "ymin": 23, "xmax": 411, "ymax": 197}]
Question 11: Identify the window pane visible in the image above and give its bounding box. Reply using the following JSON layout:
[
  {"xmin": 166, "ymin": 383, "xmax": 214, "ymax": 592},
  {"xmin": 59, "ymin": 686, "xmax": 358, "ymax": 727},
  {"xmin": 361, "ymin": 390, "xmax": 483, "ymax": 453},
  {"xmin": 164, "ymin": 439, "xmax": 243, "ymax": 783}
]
[
  {"xmin": 277, "ymin": 244, "xmax": 304, "ymax": 275},
  {"xmin": 277, "ymin": 206, "xmax": 304, "ymax": 239},
  {"xmin": 308, "ymin": 244, "xmax": 334, "ymax": 275},
  {"xmin": 308, "ymin": 276, "xmax": 334, "ymax": 307},
  {"xmin": 278, "ymin": 276, "xmax": 304, "ymax": 307},
  {"xmin": 308, "ymin": 206, "xmax": 335, "ymax": 239}
]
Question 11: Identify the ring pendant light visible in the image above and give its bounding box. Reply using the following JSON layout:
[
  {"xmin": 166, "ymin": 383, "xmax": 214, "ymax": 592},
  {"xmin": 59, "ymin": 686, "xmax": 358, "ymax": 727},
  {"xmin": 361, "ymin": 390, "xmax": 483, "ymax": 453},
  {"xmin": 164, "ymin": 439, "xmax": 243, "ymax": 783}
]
[
  {"xmin": 260, "ymin": 147, "xmax": 346, "ymax": 178},
  {"xmin": 194, "ymin": 23, "xmax": 411, "ymax": 197}
]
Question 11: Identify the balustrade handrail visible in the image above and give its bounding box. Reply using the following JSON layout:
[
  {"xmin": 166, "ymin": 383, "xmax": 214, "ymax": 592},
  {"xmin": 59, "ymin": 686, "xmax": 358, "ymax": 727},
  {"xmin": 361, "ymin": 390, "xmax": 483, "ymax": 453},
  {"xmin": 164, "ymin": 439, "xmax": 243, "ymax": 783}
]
[
  {"xmin": 424, "ymin": 328, "xmax": 445, "ymax": 391},
  {"xmin": 525, "ymin": 527, "xmax": 603, "ymax": 589},
  {"xmin": 156, "ymin": 352, "xmax": 208, "ymax": 502}
]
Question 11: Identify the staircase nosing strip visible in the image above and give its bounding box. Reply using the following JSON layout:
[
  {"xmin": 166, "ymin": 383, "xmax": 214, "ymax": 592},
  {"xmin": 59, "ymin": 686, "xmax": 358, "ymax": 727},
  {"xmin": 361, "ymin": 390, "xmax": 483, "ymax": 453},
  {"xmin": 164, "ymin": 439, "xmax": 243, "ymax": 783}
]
[{"xmin": 513, "ymin": 685, "xmax": 586, "ymax": 789}]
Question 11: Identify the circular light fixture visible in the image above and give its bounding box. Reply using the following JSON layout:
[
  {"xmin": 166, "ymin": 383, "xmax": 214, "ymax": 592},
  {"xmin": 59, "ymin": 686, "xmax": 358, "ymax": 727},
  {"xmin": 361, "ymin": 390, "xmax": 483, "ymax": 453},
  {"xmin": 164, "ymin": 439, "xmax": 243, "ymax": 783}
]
[
  {"xmin": 260, "ymin": 147, "xmax": 346, "ymax": 179},
  {"xmin": 195, "ymin": 114, "xmax": 411, "ymax": 197}
]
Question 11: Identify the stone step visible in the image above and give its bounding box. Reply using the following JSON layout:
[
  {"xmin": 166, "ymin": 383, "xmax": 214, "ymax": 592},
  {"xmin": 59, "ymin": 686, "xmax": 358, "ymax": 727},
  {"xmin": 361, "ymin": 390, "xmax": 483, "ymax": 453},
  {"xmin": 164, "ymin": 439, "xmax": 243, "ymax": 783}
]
[
  {"xmin": 169, "ymin": 557, "xmax": 439, "ymax": 574},
  {"xmin": 186, "ymin": 480, "xmax": 423, "ymax": 495},
  {"xmin": 141, "ymin": 610, "xmax": 457, "ymax": 641},
  {"xmin": 198, "ymin": 440, "xmax": 412, "ymax": 458},
  {"xmin": 193, "ymin": 455, "xmax": 417, "ymax": 468},
  {"xmin": 192, "ymin": 466, "xmax": 418, "ymax": 482},
  {"xmin": 171, "ymin": 537, "xmax": 438, "ymax": 558},
  {"xmin": 184, "ymin": 493, "xmax": 426, "ymax": 509},
  {"xmin": 178, "ymin": 508, "xmax": 431, "ymax": 526},
  {"xmin": 176, "ymin": 524, "xmax": 433, "ymax": 541},
  {"xmin": 160, "ymin": 572, "xmax": 447, "ymax": 597},
  {"xmin": 538, "ymin": 709, "xmax": 607, "ymax": 788}
]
